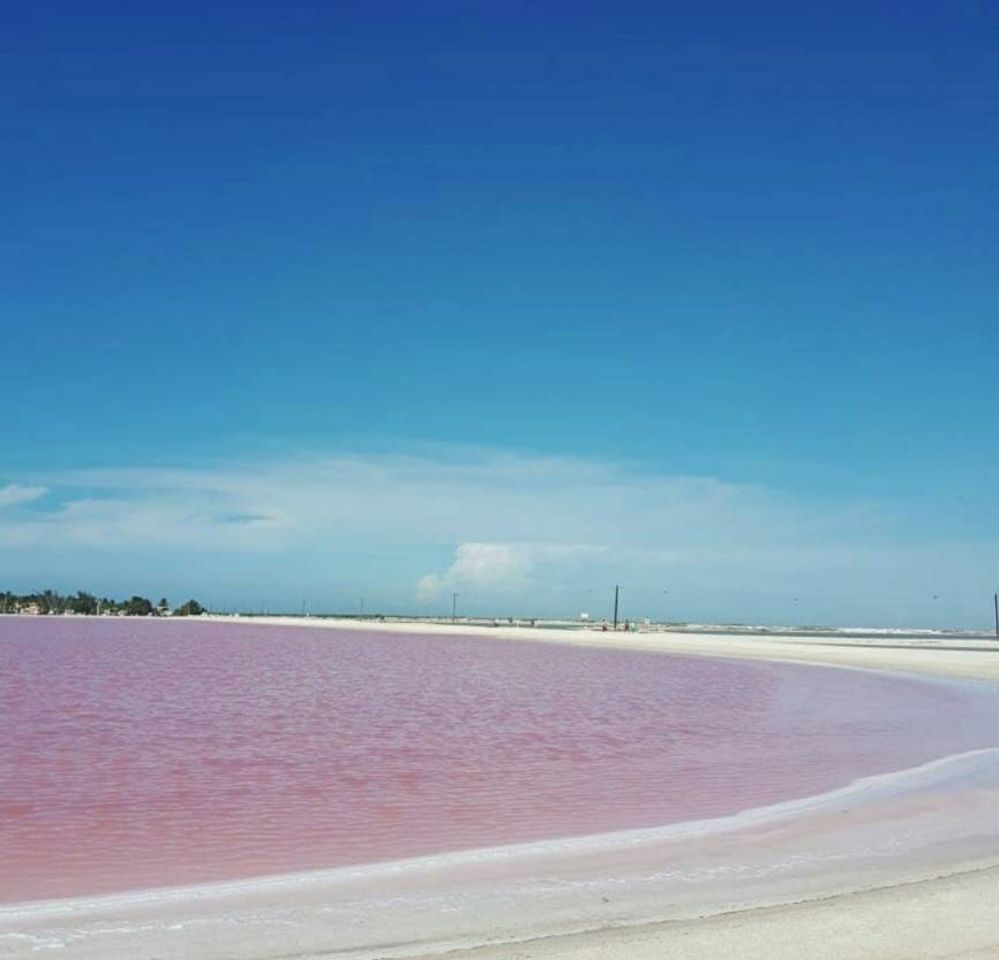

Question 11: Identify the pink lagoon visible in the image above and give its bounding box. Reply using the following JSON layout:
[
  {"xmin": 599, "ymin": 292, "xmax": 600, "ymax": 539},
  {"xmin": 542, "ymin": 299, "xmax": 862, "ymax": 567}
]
[{"xmin": 3, "ymin": 616, "xmax": 999, "ymax": 907}]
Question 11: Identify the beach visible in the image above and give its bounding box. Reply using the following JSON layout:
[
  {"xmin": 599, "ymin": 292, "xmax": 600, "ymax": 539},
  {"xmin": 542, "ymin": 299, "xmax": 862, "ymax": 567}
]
[
  {"xmin": 2, "ymin": 616, "xmax": 998, "ymax": 960},
  {"xmin": 427, "ymin": 862, "xmax": 999, "ymax": 960},
  {"xmin": 206, "ymin": 614, "xmax": 999, "ymax": 682}
]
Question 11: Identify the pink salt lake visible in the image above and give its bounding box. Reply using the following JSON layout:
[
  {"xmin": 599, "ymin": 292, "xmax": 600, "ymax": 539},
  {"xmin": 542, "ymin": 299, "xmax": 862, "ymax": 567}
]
[{"xmin": 2, "ymin": 617, "xmax": 998, "ymax": 903}]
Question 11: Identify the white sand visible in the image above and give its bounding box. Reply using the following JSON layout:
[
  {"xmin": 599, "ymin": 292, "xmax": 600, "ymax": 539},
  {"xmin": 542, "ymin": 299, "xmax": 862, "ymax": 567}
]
[
  {"xmin": 204, "ymin": 614, "xmax": 999, "ymax": 683},
  {"xmin": 3, "ymin": 616, "xmax": 998, "ymax": 960},
  {"xmin": 421, "ymin": 863, "xmax": 999, "ymax": 960}
]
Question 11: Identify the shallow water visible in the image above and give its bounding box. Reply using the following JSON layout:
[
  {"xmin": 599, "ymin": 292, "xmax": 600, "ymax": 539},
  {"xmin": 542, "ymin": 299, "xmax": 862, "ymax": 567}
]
[{"xmin": 2, "ymin": 617, "xmax": 998, "ymax": 903}]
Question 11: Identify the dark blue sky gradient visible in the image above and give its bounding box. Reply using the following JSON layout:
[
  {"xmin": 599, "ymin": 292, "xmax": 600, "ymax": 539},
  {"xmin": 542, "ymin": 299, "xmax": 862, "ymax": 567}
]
[{"xmin": 4, "ymin": 1, "xmax": 998, "ymax": 500}]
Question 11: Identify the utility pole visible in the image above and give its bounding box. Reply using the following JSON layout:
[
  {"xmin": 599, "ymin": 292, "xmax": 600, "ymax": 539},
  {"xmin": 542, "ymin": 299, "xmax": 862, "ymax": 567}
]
[
  {"xmin": 613, "ymin": 585, "xmax": 620, "ymax": 631},
  {"xmin": 452, "ymin": 592, "xmax": 459, "ymax": 622},
  {"xmin": 994, "ymin": 592, "xmax": 998, "ymax": 641}
]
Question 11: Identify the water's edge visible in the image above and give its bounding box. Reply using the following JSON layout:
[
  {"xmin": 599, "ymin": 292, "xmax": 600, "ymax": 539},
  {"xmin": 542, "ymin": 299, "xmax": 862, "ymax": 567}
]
[
  {"xmin": 5, "ymin": 744, "xmax": 999, "ymax": 918},
  {"xmin": 4, "ymin": 622, "xmax": 999, "ymax": 959},
  {"xmin": 4, "ymin": 744, "xmax": 999, "ymax": 959}
]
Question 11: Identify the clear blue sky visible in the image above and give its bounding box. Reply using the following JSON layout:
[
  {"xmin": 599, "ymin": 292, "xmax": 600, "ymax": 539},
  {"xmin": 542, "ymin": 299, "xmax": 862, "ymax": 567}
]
[{"xmin": 3, "ymin": 1, "xmax": 998, "ymax": 626}]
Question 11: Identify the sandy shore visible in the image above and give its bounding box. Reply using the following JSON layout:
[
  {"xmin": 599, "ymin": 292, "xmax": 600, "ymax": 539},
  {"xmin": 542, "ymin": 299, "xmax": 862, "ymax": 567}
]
[
  {"xmin": 422, "ymin": 861, "xmax": 999, "ymax": 960},
  {"xmin": 207, "ymin": 613, "xmax": 999, "ymax": 682},
  {"xmin": 3, "ymin": 616, "xmax": 998, "ymax": 960}
]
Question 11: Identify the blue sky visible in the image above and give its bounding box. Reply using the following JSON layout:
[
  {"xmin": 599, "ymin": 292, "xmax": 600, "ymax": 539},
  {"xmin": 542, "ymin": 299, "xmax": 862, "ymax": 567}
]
[{"xmin": 2, "ymin": 1, "xmax": 998, "ymax": 626}]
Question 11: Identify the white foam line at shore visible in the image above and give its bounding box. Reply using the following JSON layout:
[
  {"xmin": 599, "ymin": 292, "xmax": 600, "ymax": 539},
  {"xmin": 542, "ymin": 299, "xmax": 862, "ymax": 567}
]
[{"xmin": 6, "ymin": 745, "xmax": 999, "ymax": 922}]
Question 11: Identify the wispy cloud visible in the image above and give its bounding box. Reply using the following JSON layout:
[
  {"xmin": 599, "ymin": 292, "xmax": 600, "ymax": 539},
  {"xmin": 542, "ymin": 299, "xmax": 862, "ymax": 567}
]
[
  {"xmin": 0, "ymin": 484, "xmax": 47, "ymax": 508},
  {"xmin": 5, "ymin": 450, "xmax": 868, "ymax": 554},
  {"xmin": 1, "ymin": 448, "xmax": 995, "ymax": 626}
]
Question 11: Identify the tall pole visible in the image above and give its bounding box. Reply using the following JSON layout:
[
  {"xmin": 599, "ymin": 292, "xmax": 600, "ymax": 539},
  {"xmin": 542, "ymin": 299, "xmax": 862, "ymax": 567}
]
[
  {"xmin": 452, "ymin": 592, "xmax": 459, "ymax": 622},
  {"xmin": 613, "ymin": 585, "xmax": 620, "ymax": 631},
  {"xmin": 994, "ymin": 592, "xmax": 998, "ymax": 641}
]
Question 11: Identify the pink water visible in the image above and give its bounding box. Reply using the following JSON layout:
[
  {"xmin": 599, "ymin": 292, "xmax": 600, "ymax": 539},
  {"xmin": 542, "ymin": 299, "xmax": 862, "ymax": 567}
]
[{"xmin": 3, "ymin": 618, "xmax": 998, "ymax": 904}]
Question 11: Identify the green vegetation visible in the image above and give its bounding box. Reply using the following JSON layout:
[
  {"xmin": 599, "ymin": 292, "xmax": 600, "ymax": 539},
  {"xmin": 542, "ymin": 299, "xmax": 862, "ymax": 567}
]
[
  {"xmin": 124, "ymin": 595, "xmax": 156, "ymax": 617},
  {"xmin": 0, "ymin": 590, "xmax": 207, "ymax": 617},
  {"xmin": 174, "ymin": 599, "xmax": 205, "ymax": 617}
]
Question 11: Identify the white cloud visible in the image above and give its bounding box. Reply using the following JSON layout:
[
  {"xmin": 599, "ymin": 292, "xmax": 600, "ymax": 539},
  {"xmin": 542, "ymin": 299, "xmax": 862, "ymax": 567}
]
[
  {"xmin": 0, "ymin": 484, "xmax": 47, "ymax": 508},
  {"xmin": 7, "ymin": 450, "xmax": 837, "ymax": 556},
  {"xmin": 417, "ymin": 542, "xmax": 603, "ymax": 600},
  {"xmin": 1, "ymin": 448, "xmax": 995, "ymax": 626}
]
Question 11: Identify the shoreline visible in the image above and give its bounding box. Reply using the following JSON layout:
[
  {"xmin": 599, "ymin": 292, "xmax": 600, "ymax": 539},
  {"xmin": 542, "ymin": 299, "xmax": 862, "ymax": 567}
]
[
  {"xmin": 5, "ymin": 745, "xmax": 998, "ymax": 916},
  {"xmin": 3, "ymin": 617, "xmax": 999, "ymax": 959},
  {"xmin": 420, "ymin": 859, "xmax": 999, "ymax": 960},
  {"xmin": 5, "ymin": 746, "xmax": 999, "ymax": 960},
  {"xmin": 199, "ymin": 613, "xmax": 999, "ymax": 682}
]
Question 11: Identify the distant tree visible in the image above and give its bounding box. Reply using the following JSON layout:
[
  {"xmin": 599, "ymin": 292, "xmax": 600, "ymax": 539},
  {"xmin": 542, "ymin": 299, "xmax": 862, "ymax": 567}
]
[
  {"xmin": 69, "ymin": 591, "xmax": 98, "ymax": 615},
  {"xmin": 0, "ymin": 589, "xmax": 208, "ymax": 617},
  {"xmin": 39, "ymin": 589, "xmax": 66, "ymax": 615},
  {"xmin": 124, "ymin": 595, "xmax": 155, "ymax": 617}
]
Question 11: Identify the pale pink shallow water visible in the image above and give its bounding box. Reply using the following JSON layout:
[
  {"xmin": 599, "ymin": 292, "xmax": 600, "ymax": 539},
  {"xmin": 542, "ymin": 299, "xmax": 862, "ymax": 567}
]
[{"xmin": 2, "ymin": 618, "xmax": 999, "ymax": 904}]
